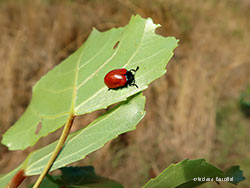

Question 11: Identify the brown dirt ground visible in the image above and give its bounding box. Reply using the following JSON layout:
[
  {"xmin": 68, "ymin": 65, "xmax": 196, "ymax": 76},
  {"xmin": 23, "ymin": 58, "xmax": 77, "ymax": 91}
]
[{"xmin": 0, "ymin": 0, "xmax": 250, "ymax": 187}]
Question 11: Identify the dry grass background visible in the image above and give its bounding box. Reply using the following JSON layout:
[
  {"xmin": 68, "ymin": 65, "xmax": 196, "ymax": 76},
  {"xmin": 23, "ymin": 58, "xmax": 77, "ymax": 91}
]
[{"xmin": 0, "ymin": 0, "xmax": 250, "ymax": 187}]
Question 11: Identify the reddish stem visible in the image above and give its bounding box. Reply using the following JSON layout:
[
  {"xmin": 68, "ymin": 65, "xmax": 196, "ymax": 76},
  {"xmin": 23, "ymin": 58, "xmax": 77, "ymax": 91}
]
[{"xmin": 6, "ymin": 169, "xmax": 26, "ymax": 188}]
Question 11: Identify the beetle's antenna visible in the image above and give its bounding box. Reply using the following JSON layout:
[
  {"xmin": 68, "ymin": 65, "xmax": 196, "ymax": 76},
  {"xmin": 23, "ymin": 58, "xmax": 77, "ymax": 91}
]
[
  {"xmin": 130, "ymin": 66, "xmax": 139, "ymax": 73},
  {"xmin": 135, "ymin": 66, "xmax": 139, "ymax": 72}
]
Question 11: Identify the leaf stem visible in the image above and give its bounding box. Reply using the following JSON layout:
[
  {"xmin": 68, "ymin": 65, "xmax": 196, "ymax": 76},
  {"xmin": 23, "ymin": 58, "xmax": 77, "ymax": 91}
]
[
  {"xmin": 5, "ymin": 169, "xmax": 26, "ymax": 188},
  {"xmin": 32, "ymin": 114, "xmax": 75, "ymax": 188}
]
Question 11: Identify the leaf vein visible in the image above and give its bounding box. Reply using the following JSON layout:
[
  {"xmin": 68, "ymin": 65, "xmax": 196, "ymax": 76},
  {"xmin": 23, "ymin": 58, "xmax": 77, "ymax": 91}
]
[
  {"xmin": 76, "ymin": 32, "xmax": 128, "ymax": 90},
  {"xmin": 78, "ymin": 35, "xmax": 112, "ymax": 71}
]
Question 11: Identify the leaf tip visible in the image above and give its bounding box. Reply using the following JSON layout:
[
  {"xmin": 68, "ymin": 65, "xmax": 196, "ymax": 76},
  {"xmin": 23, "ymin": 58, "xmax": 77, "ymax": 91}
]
[
  {"xmin": 91, "ymin": 27, "xmax": 100, "ymax": 34},
  {"xmin": 146, "ymin": 17, "xmax": 161, "ymax": 30},
  {"xmin": 225, "ymin": 166, "xmax": 245, "ymax": 185},
  {"xmin": 1, "ymin": 133, "xmax": 12, "ymax": 149}
]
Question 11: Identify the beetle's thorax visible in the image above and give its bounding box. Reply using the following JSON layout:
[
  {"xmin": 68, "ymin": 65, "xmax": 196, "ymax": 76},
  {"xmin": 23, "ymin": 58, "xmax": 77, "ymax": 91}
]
[{"xmin": 125, "ymin": 71, "xmax": 134, "ymax": 85}]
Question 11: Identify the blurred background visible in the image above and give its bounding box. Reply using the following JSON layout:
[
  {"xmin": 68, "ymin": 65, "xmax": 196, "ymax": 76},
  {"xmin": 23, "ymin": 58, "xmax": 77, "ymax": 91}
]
[{"xmin": 0, "ymin": 0, "xmax": 250, "ymax": 187}]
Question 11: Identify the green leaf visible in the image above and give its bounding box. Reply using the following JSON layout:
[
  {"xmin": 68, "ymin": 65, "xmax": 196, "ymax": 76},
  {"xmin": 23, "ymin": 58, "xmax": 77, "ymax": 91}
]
[
  {"xmin": 2, "ymin": 15, "xmax": 178, "ymax": 150},
  {"xmin": 60, "ymin": 166, "xmax": 100, "ymax": 186},
  {"xmin": 224, "ymin": 166, "xmax": 245, "ymax": 185},
  {"xmin": 28, "ymin": 176, "xmax": 60, "ymax": 188},
  {"xmin": 0, "ymin": 93, "xmax": 145, "ymax": 188},
  {"xmin": 28, "ymin": 166, "xmax": 123, "ymax": 188},
  {"xmin": 59, "ymin": 166, "xmax": 123, "ymax": 188},
  {"xmin": 143, "ymin": 159, "xmax": 225, "ymax": 188}
]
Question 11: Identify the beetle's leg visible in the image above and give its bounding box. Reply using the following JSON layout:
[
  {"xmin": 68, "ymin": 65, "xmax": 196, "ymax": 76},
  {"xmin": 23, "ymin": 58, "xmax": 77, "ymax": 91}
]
[{"xmin": 131, "ymin": 83, "xmax": 139, "ymax": 88}]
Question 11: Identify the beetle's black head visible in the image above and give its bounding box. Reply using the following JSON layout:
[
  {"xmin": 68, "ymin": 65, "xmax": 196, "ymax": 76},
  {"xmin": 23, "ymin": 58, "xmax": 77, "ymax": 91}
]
[{"xmin": 125, "ymin": 71, "xmax": 135, "ymax": 85}]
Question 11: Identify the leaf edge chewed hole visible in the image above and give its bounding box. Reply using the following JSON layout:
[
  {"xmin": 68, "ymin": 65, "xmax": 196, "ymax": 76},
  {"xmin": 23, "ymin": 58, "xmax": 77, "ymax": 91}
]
[{"xmin": 113, "ymin": 41, "xmax": 120, "ymax": 49}]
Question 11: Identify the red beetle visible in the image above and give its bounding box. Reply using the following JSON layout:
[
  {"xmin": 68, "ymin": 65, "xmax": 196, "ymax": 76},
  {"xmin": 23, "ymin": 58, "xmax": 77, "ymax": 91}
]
[{"xmin": 104, "ymin": 66, "xmax": 139, "ymax": 90}]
